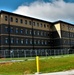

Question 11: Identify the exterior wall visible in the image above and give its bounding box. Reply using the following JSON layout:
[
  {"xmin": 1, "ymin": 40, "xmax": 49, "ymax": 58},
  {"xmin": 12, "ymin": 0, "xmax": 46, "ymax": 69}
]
[
  {"xmin": 1, "ymin": 13, "xmax": 8, "ymax": 24},
  {"xmin": 1, "ymin": 13, "xmax": 51, "ymax": 31},
  {"xmin": 60, "ymin": 22, "xmax": 74, "ymax": 49}
]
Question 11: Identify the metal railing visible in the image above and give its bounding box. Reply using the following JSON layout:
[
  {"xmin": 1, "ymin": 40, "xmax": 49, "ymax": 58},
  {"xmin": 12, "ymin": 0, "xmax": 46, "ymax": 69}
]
[{"xmin": 0, "ymin": 49, "xmax": 73, "ymax": 58}]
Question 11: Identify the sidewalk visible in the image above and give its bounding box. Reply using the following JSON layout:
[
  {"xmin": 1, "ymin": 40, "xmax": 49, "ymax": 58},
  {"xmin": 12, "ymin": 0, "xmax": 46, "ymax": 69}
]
[{"xmin": 35, "ymin": 70, "xmax": 74, "ymax": 75}]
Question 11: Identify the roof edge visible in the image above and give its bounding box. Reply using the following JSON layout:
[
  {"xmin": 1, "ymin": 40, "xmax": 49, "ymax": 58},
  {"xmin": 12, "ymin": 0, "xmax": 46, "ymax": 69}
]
[{"xmin": 53, "ymin": 20, "xmax": 74, "ymax": 26}]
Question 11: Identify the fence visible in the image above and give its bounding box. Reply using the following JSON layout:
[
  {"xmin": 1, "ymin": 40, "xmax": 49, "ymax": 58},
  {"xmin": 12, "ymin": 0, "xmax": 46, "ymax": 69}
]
[{"xmin": 0, "ymin": 49, "xmax": 73, "ymax": 58}]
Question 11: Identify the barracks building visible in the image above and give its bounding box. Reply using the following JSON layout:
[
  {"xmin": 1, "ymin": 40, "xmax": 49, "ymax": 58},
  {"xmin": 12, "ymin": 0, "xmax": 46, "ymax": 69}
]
[{"xmin": 0, "ymin": 10, "xmax": 74, "ymax": 57}]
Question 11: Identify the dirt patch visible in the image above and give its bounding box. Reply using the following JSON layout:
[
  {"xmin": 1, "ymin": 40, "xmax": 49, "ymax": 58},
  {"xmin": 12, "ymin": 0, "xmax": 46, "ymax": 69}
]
[{"xmin": 0, "ymin": 62, "xmax": 13, "ymax": 66}]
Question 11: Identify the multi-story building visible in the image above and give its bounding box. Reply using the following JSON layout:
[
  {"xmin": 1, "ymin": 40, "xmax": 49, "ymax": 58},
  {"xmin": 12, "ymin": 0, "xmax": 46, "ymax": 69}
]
[{"xmin": 0, "ymin": 10, "xmax": 74, "ymax": 57}]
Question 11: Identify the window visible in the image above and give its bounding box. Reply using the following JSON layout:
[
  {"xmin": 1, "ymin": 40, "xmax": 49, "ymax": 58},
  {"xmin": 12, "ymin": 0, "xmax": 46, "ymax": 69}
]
[
  {"xmin": 70, "ymin": 33, "xmax": 73, "ymax": 38},
  {"xmin": 44, "ymin": 24, "xmax": 46, "ymax": 28},
  {"xmin": 45, "ymin": 40, "xmax": 47, "ymax": 45},
  {"xmin": 44, "ymin": 32, "xmax": 46, "ymax": 36},
  {"xmin": 38, "ymin": 40, "xmax": 40, "ymax": 44},
  {"xmin": 21, "ymin": 39, "xmax": 24, "ymax": 44},
  {"xmin": 25, "ymin": 29, "xmax": 28, "ymax": 34},
  {"xmin": 41, "ymin": 31, "xmax": 43, "ymax": 36},
  {"xmin": 47, "ymin": 25, "xmax": 49, "ymax": 27},
  {"xmin": 25, "ymin": 20, "xmax": 27, "ymax": 24},
  {"xmin": 48, "ymin": 32, "xmax": 49, "ymax": 36},
  {"xmin": 5, "ymin": 26, "xmax": 8, "ymax": 32},
  {"xmin": 34, "ymin": 40, "xmax": 36, "ymax": 44},
  {"xmin": 29, "ymin": 21, "xmax": 31, "ymax": 25},
  {"xmin": 5, "ymin": 38, "xmax": 8, "ymax": 43},
  {"xmin": 40, "ymin": 23, "xmax": 42, "ymax": 27},
  {"xmin": 16, "ymin": 18, "xmax": 18, "ymax": 23},
  {"xmin": 20, "ymin": 29, "xmax": 23, "ymax": 34},
  {"xmin": 34, "ymin": 30, "xmax": 36, "ymax": 35},
  {"xmin": 16, "ymin": 38, "xmax": 19, "ymax": 44},
  {"xmin": 26, "ymin": 39, "xmax": 28, "ymax": 44},
  {"xmin": 63, "ymin": 40, "xmax": 66, "ymax": 44},
  {"xmin": 5, "ymin": 16, "xmax": 8, "ymax": 21},
  {"xmin": 30, "ymin": 39, "xmax": 32, "ymax": 44},
  {"xmin": 42, "ymin": 40, "xmax": 44, "ymax": 45},
  {"xmin": 37, "ymin": 31, "xmax": 39, "ymax": 35},
  {"xmin": 20, "ymin": 19, "xmax": 23, "ymax": 24},
  {"xmin": 11, "ymin": 38, "xmax": 14, "ymax": 44},
  {"xmin": 37, "ymin": 23, "xmax": 39, "ymax": 27},
  {"xmin": 10, "ymin": 27, "xmax": 13, "ymax": 33},
  {"xmin": 30, "ymin": 30, "xmax": 32, "ymax": 35},
  {"xmin": 10, "ymin": 17, "xmax": 13, "ymax": 22},
  {"xmin": 16, "ymin": 28, "xmax": 18, "ymax": 33},
  {"xmin": 33, "ymin": 22, "xmax": 35, "ymax": 26}
]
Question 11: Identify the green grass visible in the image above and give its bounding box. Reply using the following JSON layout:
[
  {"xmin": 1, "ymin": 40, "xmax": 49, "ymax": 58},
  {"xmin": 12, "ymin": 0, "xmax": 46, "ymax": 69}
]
[
  {"xmin": 0, "ymin": 54, "xmax": 74, "ymax": 75},
  {"xmin": 0, "ymin": 57, "xmax": 35, "ymax": 61}
]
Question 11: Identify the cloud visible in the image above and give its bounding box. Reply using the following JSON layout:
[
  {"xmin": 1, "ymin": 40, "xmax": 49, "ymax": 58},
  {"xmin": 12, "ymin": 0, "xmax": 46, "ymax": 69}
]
[{"xmin": 13, "ymin": 0, "xmax": 74, "ymax": 23}]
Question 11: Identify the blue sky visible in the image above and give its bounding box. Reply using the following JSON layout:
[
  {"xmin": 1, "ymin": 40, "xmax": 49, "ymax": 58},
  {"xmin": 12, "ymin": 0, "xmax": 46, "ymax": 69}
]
[
  {"xmin": 0, "ymin": 0, "xmax": 74, "ymax": 12},
  {"xmin": 0, "ymin": 0, "xmax": 74, "ymax": 24}
]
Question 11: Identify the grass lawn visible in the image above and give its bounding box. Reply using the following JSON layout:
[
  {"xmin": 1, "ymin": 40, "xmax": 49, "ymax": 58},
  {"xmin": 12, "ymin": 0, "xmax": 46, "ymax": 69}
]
[{"xmin": 0, "ymin": 54, "xmax": 74, "ymax": 75}]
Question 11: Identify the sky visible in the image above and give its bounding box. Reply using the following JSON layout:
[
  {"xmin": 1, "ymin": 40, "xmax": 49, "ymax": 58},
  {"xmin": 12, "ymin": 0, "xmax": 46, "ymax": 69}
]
[{"xmin": 0, "ymin": 0, "xmax": 74, "ymax": 24}]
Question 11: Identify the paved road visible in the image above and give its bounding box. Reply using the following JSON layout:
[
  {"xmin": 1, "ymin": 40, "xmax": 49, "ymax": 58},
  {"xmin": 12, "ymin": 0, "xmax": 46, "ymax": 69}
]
[{"xmin": 35, "ymin": 70, "xmax": 74, "ymax": 75}]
